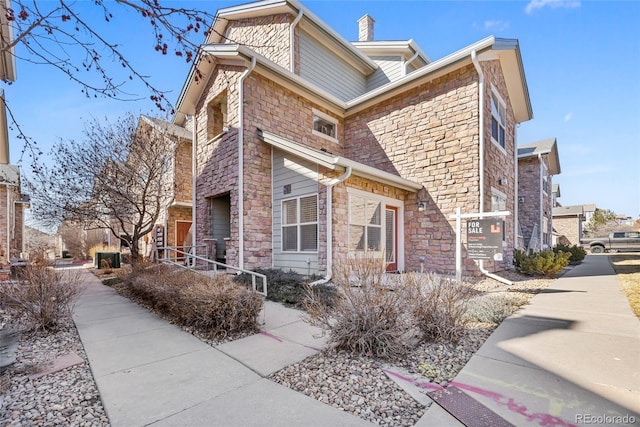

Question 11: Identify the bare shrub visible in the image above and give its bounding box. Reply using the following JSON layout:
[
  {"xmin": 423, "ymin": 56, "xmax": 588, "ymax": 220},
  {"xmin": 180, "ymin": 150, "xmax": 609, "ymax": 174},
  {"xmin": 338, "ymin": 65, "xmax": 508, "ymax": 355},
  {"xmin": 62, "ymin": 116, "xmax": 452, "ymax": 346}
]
[
  {"xmin": 304, "ymin": 255, "xmax": 415, "ymax": 359},
  {"xmin": 405, "ymin": 273, "xmax": 475, "ymax": 344},
  {"xmin": 464, "ymin": 293, "xmax": 527, "ymax": 324},
  {"xmin": 0, "ymin": 266, "xmax": 84, "ymax": 330},
  {"xmin": 123, "ymin": 265, "xmax": 263, "ymax": 339}
]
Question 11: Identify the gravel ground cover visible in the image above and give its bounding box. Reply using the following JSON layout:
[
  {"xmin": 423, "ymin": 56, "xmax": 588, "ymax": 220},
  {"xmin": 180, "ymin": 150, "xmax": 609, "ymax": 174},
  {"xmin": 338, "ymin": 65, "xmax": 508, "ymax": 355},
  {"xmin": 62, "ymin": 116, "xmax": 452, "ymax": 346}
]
[
  {"xmin": 0, "ymin": 268, "xmax": 555, "ymax": 427},
  {"xmin": 0, "ymin": 311, "xmax": 109, "ymax": 427}
]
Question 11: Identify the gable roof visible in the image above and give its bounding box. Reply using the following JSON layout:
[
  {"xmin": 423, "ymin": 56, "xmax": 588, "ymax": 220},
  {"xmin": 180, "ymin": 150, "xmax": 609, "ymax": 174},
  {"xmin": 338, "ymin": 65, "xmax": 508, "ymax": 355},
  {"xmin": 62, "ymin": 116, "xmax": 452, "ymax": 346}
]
[
  {"xmin": 518, "ymin": 138, "xmax": 561, "ymax": 175},
  {"xmin": 140, "ymin": 115, "xmax": 192, "ymax": 141},
  {"xmin": 552, "ymin": 205, "xmax": 583, "ymax": 217},
  {"xmin": 175, "ymin": 36, "xmax": 532, "ymax": 127}
]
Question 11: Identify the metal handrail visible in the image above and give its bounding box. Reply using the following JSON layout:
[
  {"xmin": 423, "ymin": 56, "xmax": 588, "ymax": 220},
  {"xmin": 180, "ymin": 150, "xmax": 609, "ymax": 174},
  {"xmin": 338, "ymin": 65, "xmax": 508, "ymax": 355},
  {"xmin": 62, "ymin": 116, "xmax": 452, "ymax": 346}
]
[{"xmin": 155, "ymin": 246, "xmax": 267, "ymax": 297}]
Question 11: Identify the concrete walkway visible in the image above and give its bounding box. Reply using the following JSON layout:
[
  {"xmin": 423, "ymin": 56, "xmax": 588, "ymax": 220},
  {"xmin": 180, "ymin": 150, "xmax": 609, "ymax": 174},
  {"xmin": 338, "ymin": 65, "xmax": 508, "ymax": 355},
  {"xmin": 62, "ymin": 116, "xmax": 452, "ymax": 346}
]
[
  {"xmin": 72, "ymin": 270, "xmax": 372, "ymax": 426},
  {"xmin": 419, "ymin": 254, "xmax": 640, "ymax": 426}
]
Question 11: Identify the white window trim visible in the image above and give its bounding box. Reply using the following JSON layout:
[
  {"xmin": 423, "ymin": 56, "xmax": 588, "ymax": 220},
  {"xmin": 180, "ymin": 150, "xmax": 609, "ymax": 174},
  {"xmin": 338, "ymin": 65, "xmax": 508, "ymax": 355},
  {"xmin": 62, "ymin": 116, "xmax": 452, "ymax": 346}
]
[
  {"xmin": 281, "ymin": 194, "xmax": 319, "ymax": 253},
  {"xmin": 541, "ymin": 162, "xmax": 549, "ymax": 195},
  {"xmin": 490, "ymin": 86, "xmax": 507, "ymax": 155},
  {"xmin": 490, "ymin": 187, "xmax": 508, "ymax": 245},
  {"xmin": 346, "ymin": 188, "xmax": 405, "ymax": 270},
  {"xmin": 311, "ymin": 108, "xmax": 339, "ymax": 144}
]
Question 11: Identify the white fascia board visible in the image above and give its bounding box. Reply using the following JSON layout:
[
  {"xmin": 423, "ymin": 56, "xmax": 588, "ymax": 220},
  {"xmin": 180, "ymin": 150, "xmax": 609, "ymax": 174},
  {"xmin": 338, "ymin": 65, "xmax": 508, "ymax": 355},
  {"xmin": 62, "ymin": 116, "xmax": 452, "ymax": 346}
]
[
  {"xmin": 345, "ymin": 36, "xmax": 496, "ymax": 115},
  {"xmin": 259, "ymin": 130, "xmax": 421, "ymax": 192},
  {"xmin": 336, "ymin": 158, "xmax": 421, "ymax": 192},
  {"xmin": 352, "ymin": 39, "xmax": 430, "ymax": 64},
  {"xmin": 258, "ymin": 129, "xmax": 339, "ymax": 170}
]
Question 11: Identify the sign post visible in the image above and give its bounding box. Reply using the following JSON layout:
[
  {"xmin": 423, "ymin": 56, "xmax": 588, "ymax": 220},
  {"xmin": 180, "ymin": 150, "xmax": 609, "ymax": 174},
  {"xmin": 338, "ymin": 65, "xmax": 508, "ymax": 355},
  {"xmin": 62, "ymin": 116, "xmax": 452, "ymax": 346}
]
[{"xmin": 450, "ymin": 209, "xmax": 510, "ymax": 282}]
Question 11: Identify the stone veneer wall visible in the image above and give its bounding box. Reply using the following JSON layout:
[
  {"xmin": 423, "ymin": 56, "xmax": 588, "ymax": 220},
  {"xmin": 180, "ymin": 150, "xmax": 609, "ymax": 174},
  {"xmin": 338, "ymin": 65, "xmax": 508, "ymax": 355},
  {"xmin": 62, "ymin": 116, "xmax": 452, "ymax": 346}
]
[
  {"xmin": 194, "ymin": 66, "xmax": 244, "ymax": 267},
  {"xmin": 553, "ymin": 216, "xmax": 581, "ymax": 246},
  {"xmin": 224, "ymin": 14, "xmax": 292, "ymax": 70},
  {"xmin": 480, "ymin": 60, "xmax": 517, "ymax": 268},
  {"xmin": 174, "ymin": 139, "xmax": 192, "ymax": 203},
  {"xmin": 0, "ymin": 183, "xmax": 24, "ymax": 263},
  {"xmin": 518, "ymin": 156, "xmax": 541, "ymax": 249}
]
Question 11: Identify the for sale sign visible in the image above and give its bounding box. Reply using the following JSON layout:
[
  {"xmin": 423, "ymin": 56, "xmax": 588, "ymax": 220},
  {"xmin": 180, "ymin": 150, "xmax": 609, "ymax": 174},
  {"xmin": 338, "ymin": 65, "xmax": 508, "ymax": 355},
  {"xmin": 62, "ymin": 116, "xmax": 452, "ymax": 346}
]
[{"xmin": 467, "ymin": 219, "xmax": 504, "ymax": 261}]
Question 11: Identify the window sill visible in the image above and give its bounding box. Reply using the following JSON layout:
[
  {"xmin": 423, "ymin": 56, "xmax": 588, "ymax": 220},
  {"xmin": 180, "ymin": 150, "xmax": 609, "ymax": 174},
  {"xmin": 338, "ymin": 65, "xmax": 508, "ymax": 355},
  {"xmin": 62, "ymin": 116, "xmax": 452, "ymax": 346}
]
[
  {"xmin": 490, "ymin": 137, "xmax": 507, "ymax": 155},
  {"xmin": 312, "ymin": 129, "xmax": 339, "ymax": 144}
]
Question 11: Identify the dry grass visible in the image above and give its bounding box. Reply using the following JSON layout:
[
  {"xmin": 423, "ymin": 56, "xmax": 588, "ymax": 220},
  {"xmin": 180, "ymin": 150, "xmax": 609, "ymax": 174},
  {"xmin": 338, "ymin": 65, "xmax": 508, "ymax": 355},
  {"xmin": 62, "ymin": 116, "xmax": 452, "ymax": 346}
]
[{"xmin": 609, "ymin": 253, "xmax": 640, "ymax": 317}]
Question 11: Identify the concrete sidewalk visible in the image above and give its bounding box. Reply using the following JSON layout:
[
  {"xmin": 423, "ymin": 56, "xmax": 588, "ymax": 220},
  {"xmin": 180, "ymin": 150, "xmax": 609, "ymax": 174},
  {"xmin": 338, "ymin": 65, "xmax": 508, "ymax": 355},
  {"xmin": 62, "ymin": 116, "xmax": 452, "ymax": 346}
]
[
  {"xmin": 72, "ymin": 270, "xmax": 372, "ymax": 427},
  {"xmin": 420, "ymin": 254, "xmax": 640, "ymax": 426}
]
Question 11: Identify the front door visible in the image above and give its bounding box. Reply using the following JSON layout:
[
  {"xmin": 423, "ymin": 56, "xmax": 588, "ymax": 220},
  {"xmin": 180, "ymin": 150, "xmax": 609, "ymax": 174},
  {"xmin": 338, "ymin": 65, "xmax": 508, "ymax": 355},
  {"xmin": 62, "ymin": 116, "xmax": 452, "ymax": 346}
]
[
  {"xmin": 385, "ymin": 206, "xmax": 398, "ymax": 271},
  {"xmin": 176, "ymin": 221, "xmax": 192, "ymax": 261}
]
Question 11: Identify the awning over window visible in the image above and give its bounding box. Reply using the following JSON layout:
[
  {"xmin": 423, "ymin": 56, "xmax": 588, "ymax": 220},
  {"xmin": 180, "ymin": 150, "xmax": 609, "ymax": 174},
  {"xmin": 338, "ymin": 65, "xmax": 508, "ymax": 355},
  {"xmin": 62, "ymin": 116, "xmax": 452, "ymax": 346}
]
[{"xmin": 258, "ymin": 129, "xmax": 422, "ymax": 192}]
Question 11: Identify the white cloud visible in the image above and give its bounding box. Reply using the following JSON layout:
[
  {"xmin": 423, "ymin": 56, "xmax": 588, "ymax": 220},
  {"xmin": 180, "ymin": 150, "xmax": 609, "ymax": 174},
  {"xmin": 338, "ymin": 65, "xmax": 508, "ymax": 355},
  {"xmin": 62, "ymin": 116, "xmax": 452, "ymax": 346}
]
[
  {"xmin": 483, "ymin": 20, "xmax": 510, "ymax": 32},
  {"xmin": 525, "ymin": 0, "xmax": 581, "ymax": 14},
  {"xmin": 564, "ymin": 112, "xmax": 573, "ymax": 122}
]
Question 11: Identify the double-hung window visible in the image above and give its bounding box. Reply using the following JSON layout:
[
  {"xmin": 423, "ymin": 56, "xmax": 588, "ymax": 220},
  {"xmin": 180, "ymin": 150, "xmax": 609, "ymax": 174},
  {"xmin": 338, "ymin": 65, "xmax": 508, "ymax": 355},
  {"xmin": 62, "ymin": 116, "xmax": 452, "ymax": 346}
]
[
  {"xmin": 491, "ymin": 188, "xmax": 507, "ymax": 243},
  {"xmin": 282, "ymin": 195, "xmax": 318, "ymax": 252},
  {"xmin": 491, "ymin": 90, "xmax": 506, "ymax": 150},
  {"xmin": 349, "ymin": 195, "xmax": 382, "ymax": 252}
]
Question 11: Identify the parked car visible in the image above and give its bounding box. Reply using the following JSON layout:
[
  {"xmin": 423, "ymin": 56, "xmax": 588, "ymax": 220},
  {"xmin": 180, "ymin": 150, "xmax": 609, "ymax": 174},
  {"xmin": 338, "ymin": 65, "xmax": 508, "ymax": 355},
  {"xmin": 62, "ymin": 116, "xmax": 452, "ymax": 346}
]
[{"xmin": 581, "ymin": 231, "xmax": 640, "ymax": 253}]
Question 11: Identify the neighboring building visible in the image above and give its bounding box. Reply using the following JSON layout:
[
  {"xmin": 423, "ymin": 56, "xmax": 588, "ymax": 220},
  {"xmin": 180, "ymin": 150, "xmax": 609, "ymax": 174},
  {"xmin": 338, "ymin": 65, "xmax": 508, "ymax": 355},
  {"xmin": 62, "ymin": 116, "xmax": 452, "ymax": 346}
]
[
  {"xmin": 517, "ymin": 138, "xmax": 561, "ymax": 251},
  {"xmin": 552, "ymin": 183, "xmax": 560, "ymax": 207},
  {"xmin": 172, "ymin": 0, "xmax": 534, "ymax": 276},
  {"xmin": 137, "ymin": 116, "xmax": 193, "ymax": 260},
  {"xmin": 552, "ymin": 205, "xmax": 584, "ymax": 246},
  {"xmin": 0, "ymin": 7, "xmax": 28, "ymax": 265}
]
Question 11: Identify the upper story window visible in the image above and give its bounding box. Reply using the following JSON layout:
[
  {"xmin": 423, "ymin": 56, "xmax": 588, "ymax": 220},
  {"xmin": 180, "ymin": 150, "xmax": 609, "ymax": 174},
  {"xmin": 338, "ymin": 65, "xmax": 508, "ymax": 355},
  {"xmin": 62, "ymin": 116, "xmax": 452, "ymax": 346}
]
[
  {"xmin": 542, "ymin": 163, "xmax": 549, "ymax": 195},
  {"xmin": 207, "ymin": 93, "xmax": 227, "ymax": 141},
  {"xmin": 490, "ymin": 89, "xmax": 506, "ymax": 151},
  {"xmin": 312, "ymin": 108, "xmax": 338, "ymax": 143}
]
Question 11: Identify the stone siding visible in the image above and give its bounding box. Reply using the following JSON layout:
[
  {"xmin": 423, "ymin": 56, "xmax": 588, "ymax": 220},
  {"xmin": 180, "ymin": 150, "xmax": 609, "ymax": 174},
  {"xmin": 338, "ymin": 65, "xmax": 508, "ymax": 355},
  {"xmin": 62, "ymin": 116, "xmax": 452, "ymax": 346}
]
[
  {"xmin": 553, "ymin": 216, "xmax": 581, "ymax": 246},
  {"xmin": 174, "ymin": 139, "xmax": 192, "ymax": 203},
  {"xmin": 518, "ymin": 156, "xmax": 540, "ymax": 249},
  {"xmin": 224, "ymin": 15, "xmax": 292, "ymax": 70}
]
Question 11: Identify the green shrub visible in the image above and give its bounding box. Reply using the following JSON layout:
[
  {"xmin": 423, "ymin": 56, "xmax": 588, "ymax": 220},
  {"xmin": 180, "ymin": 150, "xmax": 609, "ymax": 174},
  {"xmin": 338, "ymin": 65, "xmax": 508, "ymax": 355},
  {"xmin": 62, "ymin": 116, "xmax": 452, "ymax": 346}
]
[
  {"xmin": 513, "ymin": 249, "xmax": 570, "ymax": 277},
  {"xmin": 124, "ymin": 266, "xmax": 262, "ymax": 339},
  {"xmin": 553, "ymin": 244, "xmax": 586, "ymax": 264}
]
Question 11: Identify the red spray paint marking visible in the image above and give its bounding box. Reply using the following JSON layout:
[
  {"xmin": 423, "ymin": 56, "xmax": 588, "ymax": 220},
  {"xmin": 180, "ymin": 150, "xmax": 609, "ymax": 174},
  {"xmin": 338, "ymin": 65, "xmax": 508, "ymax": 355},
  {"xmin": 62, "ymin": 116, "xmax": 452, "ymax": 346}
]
[
  {"xmin": 382, "ymin": 369, "xmax": 576, "ymax": 427},
  {"xmin": 382, "ymin": 369, "xmax": 444, "ymax": 391},
  {"xmin": 451, "ymin": 381, "xmax": 577, "ymax": 427},
  {"xmin": 260, "ymin": 331, "xmax": 283, "ymax": 342}
]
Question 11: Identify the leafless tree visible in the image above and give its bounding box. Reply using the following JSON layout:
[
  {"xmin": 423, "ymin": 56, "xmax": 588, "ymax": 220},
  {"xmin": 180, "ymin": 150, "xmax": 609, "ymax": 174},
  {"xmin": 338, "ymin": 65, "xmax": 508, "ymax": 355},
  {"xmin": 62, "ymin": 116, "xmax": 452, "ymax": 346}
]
[
  {"xmin": 0, "ymin": 0, "xmax": 223, "ymax": 165},
  {"xmin": 26, "ymin": 113, "xmax": 173, "ymax": 264}
]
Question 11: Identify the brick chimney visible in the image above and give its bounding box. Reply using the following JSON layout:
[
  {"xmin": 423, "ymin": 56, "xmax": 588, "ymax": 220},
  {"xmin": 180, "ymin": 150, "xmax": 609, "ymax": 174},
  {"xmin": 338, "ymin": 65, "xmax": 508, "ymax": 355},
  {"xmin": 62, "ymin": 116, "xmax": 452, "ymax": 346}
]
[{"xmin": 358, "ymin": 14, "xmax": 375, "ymax": 42}]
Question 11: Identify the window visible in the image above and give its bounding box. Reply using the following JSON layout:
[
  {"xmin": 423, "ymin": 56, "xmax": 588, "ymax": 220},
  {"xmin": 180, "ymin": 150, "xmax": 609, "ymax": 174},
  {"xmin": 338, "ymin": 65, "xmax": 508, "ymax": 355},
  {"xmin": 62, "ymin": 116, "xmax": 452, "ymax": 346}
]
[
  {"xmin": 490, "ymin": 90, "xmax": 506, "ymax": 150},
  {"xmin": 207, "ymin": 93, "xmax": 227, "ymax": 141},
  {"xmin": 491, "ymin": 189, "xmax": 507, "ymax": 242},
  {"xmin": 312, "ymin": 108, "xmax": 338, "ymax": 143},
  {"xmin": 282, "ymin": 195, "xmax": 318, "ymax": 252},
  {"xmin": 543, "ymin": 216, "xmax": 549, "ymax": 246},
  {"xmin": 542, "ymin": 163, "xmax": 549, "ymax": 195},
  {"xmin": 349, "ymin": 195, "xmax": 382, "ymax": 251}
]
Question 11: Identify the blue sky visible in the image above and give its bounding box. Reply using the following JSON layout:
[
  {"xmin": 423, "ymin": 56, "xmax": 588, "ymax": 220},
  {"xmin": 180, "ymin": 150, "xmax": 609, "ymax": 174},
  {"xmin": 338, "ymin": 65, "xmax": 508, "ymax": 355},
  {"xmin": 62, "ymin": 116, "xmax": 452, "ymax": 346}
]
[{"xmin": 5, "ymin": 0, "xmax": 639, "ymax": 217}]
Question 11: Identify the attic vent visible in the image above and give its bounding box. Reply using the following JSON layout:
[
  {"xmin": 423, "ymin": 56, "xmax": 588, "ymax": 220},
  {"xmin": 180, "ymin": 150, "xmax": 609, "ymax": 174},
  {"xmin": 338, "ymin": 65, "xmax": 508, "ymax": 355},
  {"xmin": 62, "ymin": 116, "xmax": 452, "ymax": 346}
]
[{"xmin": 358, "ymin": 14, "xmax": 375, "ymax": 42}]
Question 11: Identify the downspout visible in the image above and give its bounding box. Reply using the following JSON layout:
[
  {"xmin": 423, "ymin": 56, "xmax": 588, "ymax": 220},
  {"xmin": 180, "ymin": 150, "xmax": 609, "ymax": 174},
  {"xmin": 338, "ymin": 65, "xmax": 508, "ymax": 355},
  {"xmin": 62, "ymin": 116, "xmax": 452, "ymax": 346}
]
[
  {"xmin": 538, "ymin": 153, "xmax": 544, "ymax": 249},
  {"xmin": 404, "ymin": 51, "xmax": 420, "ymax": 76},
  {"xmin": 471, "ymin": 50, "xmax": 512, "ymax": 286},
  {"xmin": 191, "ymin": 118, "xmax": 197, "ymax": 261},
  {"xmin": 310, "ymin": 166, "xmax": 352, "ymax": 286},
  {"xmin": 290, "ymin": 9, "xmax": 303, "ymax": 73},
  {"xmin": 237, "ymin": 56, "xmax": 257, "ymax": 270},
  {"xmin": 5, "ymin": 186, "xmax": 9, "ymax": 261},
  {"xmin": 514, "ymin": 125, "xmax": 519, "ymax": 250}
]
